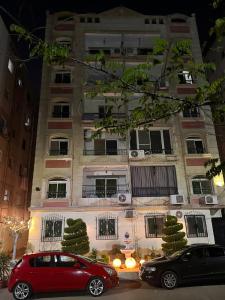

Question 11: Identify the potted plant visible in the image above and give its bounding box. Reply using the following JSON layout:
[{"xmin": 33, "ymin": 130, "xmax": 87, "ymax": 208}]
[{"xmin": 0, "ymin": 252, "xmax": 11, "ymax": 288}]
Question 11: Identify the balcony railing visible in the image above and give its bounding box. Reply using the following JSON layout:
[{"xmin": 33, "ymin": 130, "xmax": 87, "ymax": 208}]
[
  {"xmin": 49, "ymin": 149, "xmax": 68, "ymax": 156},
  {"xmin": 132, "ymin": 187, "xmax": 178, "ymax": 197},
  {"xmin": 82, "ymin": 185, "xmax": 129, "ymax": 198},
  {"xmin": 82, "ymin": 113, "xmax": 126, "ymax": 120},
  {"xmin": 47, "ymin": 191, "xmax": 67, "ymax": 198},
  {"xmin": 140, "ymin": 148, "xmax": 173, "ymax": 155},
  {"xmin": 52, "ymin": 112, "xmax": 70, "ymax": 118},
  {"xmin": 83, "ymin": 149, "xmax": 128, "ymax": 155}
]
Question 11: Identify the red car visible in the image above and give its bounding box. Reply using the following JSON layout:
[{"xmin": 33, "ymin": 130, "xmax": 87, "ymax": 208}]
[{"xmin": 8, "ymin": 251, "xmax": 119, "ymax": 299}]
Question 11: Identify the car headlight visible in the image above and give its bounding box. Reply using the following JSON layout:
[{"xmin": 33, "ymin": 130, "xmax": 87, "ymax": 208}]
[
  {"xmin": 145, "ymin": 266, "xmax": 156, "ymax": 272},
  {"xmin": 103, "ymin": 267, "xmax": 115, "ymax": 276}
]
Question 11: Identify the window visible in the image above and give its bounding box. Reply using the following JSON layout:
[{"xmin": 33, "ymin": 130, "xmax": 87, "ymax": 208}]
[
  {"xmin": 186, "ymin": 137, "xmax": 205, "ymax": 154},
  {"xmin": 49, "ymin": 137, "xmax": 68, "ymax": 155},
  {"xmin": 55, "ymin": 255, "xmax": 77, "ymax": 267},
  {"xmin": 8, "ymin": 59, "xmax": 14, "ymax": 73},
  {"xmin": 41, "ymin": 215, "xmax": 64, "ymax": 242},
  {"xmin": 97, "ymin": 217, "xmax": 118, "ymax": 239},
  {"xmin": 206, "ymin": 247, "xmax": 225, "ymax": 257},
  {"xmin": 185, "ymin": 215, "xmax": 208, "ymax": 237},
  {"xmin": 52, "ymin": 102, "xmax": 70, "ymax": 118},
  {"xmin": 94, "ymin": 139, "xmax": 117, "ymax": 155},
  {"xmin": 131, "ymin": 166, "xmax": 178, "ymax": 197},
  {"xmin": 131, "ymin": 129, "xmax": 172, "ymax": 154},
  {"xmin": 178, "ymin": 71, "xmax": 193, "ymax": 84},
  {"xmin": 145, "ymin": 19, "xmax": 150, "ymax": 24},
  {"xmin": 87, "ymin": 17, "xmax": 92, "ymax": 23},
  {"xmin": 145, "ymin": 215, "xmax": 165, "ymax": 238},
  {"xmin": 98, "ymin": 105, "xmax": 110, "ymax": 118},
  {"xmin": 80, "ymin": 17, "xmax": 85, "ymax": 23},
  {"xmin": 54, "ymin": 70, "xmax": 71, "ymax": 84},
  {"xmin": 192, "ymin": 176, "xmax": 212, "ymax": 195},
  {"xmin": 30, "ymin": 255, "xmax": 54, "ymax": 267},
  {"xmin": 48, "ymin": 178, "xmax": 67, "ymax": 198},
  {"xmin": 183, "ymin": 107, "xmax": 200, "ymax": 118},
  {"xmin": 171, "ymin": 18, "xmax": 186, "ymax": 23},
  {"xmin": 95, "ymin": 178, "xmax": 117, "ymax": 197},
  {"xmin": 152, "ymin": 19, "xmax": 157, "ymax": 24},
  {"xmin": 94, "ymin": 17, "xmax": 100, "ymax": 23},
  {"xmin": 159, "ymin": 19, "xmax": 164, "ymax": 24}
]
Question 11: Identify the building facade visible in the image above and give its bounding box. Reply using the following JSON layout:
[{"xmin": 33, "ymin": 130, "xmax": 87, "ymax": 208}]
[
  {"xmin": 0, "ymin": 16, "xmax": 37, "ymax": 255},
  {"xmin": 28, "ymin": 7, "xmax": 224, "ymax": 256}
]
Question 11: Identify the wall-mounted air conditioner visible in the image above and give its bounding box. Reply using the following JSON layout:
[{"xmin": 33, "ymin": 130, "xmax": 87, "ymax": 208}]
[
  {"xmin": 118, "ymin": 193, "xmax": 131, "ymax": 205},
  {"xmin": 199, "ymin": 195, "xmax": 218, "ymax": 205},
  {"xmin": 128, "ymin": 150, "xmax": 145, "ymax": 160},
  {"xmin": 170, "ymin": 194, "xmax": 184, "ymax": 205}
]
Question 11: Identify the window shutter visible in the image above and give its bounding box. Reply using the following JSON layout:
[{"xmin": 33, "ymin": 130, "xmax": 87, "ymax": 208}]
[
  {"xmin": 130, "ymin": 130, "xmax": 137, "ymax": 150},
  {"xmin": 150, "ymin": 131, "xmax": 162, "ymax": 153},
  {"xmin": 163, "ymin": 130, "xmax": 172, "ymax": 154}
]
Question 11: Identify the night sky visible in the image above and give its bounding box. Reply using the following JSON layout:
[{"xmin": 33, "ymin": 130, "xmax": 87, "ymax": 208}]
[{"xmin": 0, "ymin": 0, "xmax": 217, "ymax": 95}]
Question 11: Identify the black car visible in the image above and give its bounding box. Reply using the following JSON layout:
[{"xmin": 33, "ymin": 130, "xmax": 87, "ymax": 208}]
[{"xmin": 139, "ymin": 244, "xmax": 225, "ymax": 289}]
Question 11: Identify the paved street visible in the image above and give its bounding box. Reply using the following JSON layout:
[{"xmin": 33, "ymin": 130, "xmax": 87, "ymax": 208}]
[{"xmin": 1, "ymin": 278, "xmax": 225, "ymax": 300}]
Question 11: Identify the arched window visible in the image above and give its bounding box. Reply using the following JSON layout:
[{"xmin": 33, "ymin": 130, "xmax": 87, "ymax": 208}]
[
  {"xmin": 186, "ymin": 137, "xmax": 205, "ymax": 154},
  {"xmin": 52, "ymin": 101, "xmax": 70, "ymax": 118},
  {"xmin": 49, "ymin": 137, "xmax": 68, "ymax": 156},
  {"xmin": 47, "ymin": 178, "xmax": 67, "ymax": 198},
  {"xmin": 192, "ymin": 176, "xmax": 212, "ymax": 195}
]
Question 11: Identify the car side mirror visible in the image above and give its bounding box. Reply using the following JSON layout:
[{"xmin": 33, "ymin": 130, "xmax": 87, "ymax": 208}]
[{"xmin": 73, "ymin": 263, "xmax": 81, "ymax": 269}]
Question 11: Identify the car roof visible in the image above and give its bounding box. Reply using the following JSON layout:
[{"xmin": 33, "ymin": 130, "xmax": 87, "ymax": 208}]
[
  {"xmin": 23, "ymin": 251, "xmax": 77, "ymax": 258},
  {"xmin": 188, "ymin": 244, "xmax": 224, "ymax": 249}
]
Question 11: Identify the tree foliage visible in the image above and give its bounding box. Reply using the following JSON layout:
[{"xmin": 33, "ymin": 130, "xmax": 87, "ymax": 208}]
[
  {"xmin": 162, "ymin": 215, "xmax": 187, "ymax": 256},
  {"xmin": 61, "ymin": 218, "xmax": 90, "ymax": 255}
]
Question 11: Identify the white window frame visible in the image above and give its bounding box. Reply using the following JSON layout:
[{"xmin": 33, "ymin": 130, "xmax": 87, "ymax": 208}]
[
  {"xmin": 136, "ymin": 129, "xmax": 169, "ymax": 153},
  {"xmin": 49, "ymin": 137, "xmax": 69, "ymax": 156},
  {"xmin": 96, "ymin": 216, "xmax": 118, "ymax": 240},
  {"xmin": 95, "ymin": 178, "xmax": 118, "ymax": 197},
  {"xmin": 191, "ymin": 176, "xmax": 213, "ymax": 195},
  {"xmin": 47, "ymin": 178, "xmax": 68, "ymax": 199},
  {"xmin": 51, "ymin": 102, "xmax": 70, "ymax": 118},
  {"xmin": 186, "ymin": 137, "xmax": 205, "ymax": 154},
  {"xmin": 54, "ymin": 70, "xmax": 71, "ymax": 84}
]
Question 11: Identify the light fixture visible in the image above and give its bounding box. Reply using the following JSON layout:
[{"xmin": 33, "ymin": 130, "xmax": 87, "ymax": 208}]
[
  {"xmin": 112, "ymin": 258, "xmax": 121, "ymax": 268},
  {"xmin": 125, "ymin": 257, "xmax": 136, "ymax": 269},
  {"xmin": 213, "ymin": 173, "xmax": 224, "ymax": 187},
  {"xmin": 140, "ymin": 259, "xmax": 145, "ymax": 265}
]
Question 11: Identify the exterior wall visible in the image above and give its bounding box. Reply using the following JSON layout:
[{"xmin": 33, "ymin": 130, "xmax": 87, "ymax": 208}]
[
  {"xmin": 0, "ymin": 16, "xmax": 38, "ymax": 256},
  {"xmin": 29, "ymin": 8, "xmax": 223, "ymax": 255}
]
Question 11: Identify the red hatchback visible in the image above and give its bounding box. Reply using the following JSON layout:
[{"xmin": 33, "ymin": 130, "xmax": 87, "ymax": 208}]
[{"xmin": 8, "ymin": 251, "xmax": 119, "ymax": 299}]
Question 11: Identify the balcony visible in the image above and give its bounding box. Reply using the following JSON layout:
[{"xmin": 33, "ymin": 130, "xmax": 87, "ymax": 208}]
[
  {"xmin": 82, "ymin": 184, "xmax": 129, "ymax": 198},
  {"xmin": 132, "ymin": 187, "xmax": 178, "ymax": 197},
  {"xmin": 47, "ymin": 191, "xmax": 67, "ymax": 198},
  {"xmin": 49, "ymin": 149, "xmax": 68, "ymax": 156},
  {"xmin": 82, "ymin": 112, "xmax": 126, "ymax": 121},
  {"xmin": 83, "ymin": 149, "xmax": 127, "ymax": 156}
]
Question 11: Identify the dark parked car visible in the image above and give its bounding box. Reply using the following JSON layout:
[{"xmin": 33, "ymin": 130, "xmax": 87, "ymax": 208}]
[
  {"xmin": 139, "ymin": 244, "xmax": 225, "ymax": 289},
  {"xmin": 8, "ymin": 251, "xmax": 119, "ymax": 299}
]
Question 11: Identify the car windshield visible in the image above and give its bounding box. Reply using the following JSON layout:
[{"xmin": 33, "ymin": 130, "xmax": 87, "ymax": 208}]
[{"xmin": 167, "ymin": 248, "xmax": 188, "ymax": 258}]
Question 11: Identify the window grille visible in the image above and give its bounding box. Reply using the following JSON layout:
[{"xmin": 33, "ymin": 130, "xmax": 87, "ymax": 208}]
[
  {"xmin": 41, "ymin": 215, "xmax": 64, "ymax": 242},
  {"xmin": 96, "ymin": 215, "xmax": 118, "ymax": 240}
]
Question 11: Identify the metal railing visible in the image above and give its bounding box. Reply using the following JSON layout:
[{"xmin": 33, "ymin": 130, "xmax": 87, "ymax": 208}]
[
  {"xmin": 49, "ymin": 149, "xmax": 68, "ymax": 156},
  {"xmin": 83, "ymin": 149, "xmax": 128, "ymax": 155},
  {"xmin": 82, "ymin": 113, "xmax": 126, "ymax": 120},
  {"xmin": 52, "ymin": 112, "xmax": 70, "ymax": 118},
  {"xmin": 47, "ymin": 191, "xmax": 67, "ymax": 198},
  {"xmin": 141, "ymin": 148, "xmax": 173, "ymax": 155},
  {"xmin": 82, "ymin": 185, "xmax": 129, "ymax": 198},
  {"xmin": 132, "ymin": 187, "xmax": 178, "ymax": 197}
]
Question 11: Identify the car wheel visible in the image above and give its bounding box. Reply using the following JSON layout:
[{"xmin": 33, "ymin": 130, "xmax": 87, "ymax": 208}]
[
  {"xmin": 13, "ymin": 282, "xmax": 32, "ymax": 300},
  {"xmin": 161, "ymin": 271, "xmax": 178, "ymax": 289},
  {"xmin": 87, "ymin": 277, "xmax": 105, "ymax": 297}
]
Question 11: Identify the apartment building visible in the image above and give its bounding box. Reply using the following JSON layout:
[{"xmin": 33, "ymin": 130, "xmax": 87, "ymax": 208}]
[
  {"xmin": 0, "ymin": 16, "xmax": 37, "ymax": 255},
  {"xmin": 28, "ymin": 7, "xmax": 225, "ymax": 255}
]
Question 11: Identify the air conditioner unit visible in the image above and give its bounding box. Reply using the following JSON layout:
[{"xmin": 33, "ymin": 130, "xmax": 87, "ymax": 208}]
[
  {"xmin": 124, "ymin": 209, "xmax": 136, "ymax": 218},
  {"xmin": 129, "ymin": 150, "xmax": 145, "ymax": 160},
  {"xmin": 118, "ymin": 193, "xmax": 131, "ymax": 205},
  {"xmin": 199, "ymin": 195, "xmax": 218, "ymax": 205},
  {"xmin": 170, "ymin": 194, "xmax": 184, "ymax": 205}
]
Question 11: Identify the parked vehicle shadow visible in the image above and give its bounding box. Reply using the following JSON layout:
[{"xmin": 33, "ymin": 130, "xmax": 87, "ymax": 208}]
[{"xmin": 33, "ymin": 279, "xmax": 142, "ymax": 299}]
